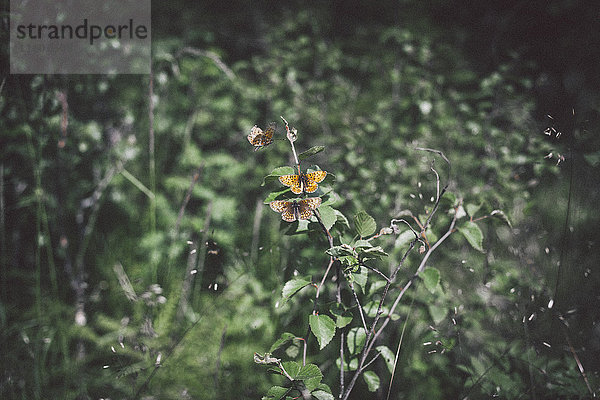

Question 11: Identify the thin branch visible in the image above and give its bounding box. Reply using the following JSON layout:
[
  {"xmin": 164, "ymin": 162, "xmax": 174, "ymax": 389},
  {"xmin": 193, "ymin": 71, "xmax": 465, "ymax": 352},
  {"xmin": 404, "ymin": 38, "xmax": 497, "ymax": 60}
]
[
  {"xmin": 386, "ymin": 297, "xmax": 414, "ymax": 400},
  {"xmin": 341, "ymin": 151, "xmax": 453, "ymax": 400},
  {"xmin": 316, "ymin": 258, "xmax": 334, "ymax": 299},
  {"xmin": 359, "ymin": 350, "xmax": 381, "ymax": 373},
  {"xmin": 281, "ymin": 116, "xmax": 300, "ymax": 170},
  {"xmin": 178, "ymin": 47, "xmax": 236, "ymax": 80},
  {"xmin": 360, "ymin": 263, "xmax": 390, "ymax": 283},
  {"xmin": 349, "ymin": 282, "xmax": 368, "ymax": 332},
  {"xmin": 563, "ymin": 324, "xmax": 595, "ymax": 396}
]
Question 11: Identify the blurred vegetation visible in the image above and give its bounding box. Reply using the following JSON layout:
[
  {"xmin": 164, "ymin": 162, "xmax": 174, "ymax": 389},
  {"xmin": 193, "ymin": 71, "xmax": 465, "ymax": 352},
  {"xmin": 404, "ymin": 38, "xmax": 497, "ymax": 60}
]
[{"xmin": 1, "ymin": 0, "xmax": 599, "ymax": 399}]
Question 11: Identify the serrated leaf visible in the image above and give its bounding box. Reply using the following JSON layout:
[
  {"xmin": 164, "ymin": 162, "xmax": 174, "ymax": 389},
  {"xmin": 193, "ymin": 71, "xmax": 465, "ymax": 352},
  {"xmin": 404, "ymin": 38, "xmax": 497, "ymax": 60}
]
[
  {"xmin": 309, "ymin": 314, "xmax": 336, "ymax": 350},
  {"xmin": 296, "ymin": 363, "xmax": 322, "ymax": 381},
  {"xmin": 316, "ymin": 383, "xmax": 332, "ymax": 394},
  {"xmin": 312, "ymin": 390, "xmax": 335, "ymax": 400},
  {"xmin": 422, "ymin": 267, "xmax": 440, "ymax": 293},
  {"xmin": 375, "ymin": 345, "xmax": 395, "ymax": 374},
  {"xmin": 354, "ymin": 211, "xmax": 377, "ymax": 237},
  {"xmin": 266, "ymin": 385, "xmax": 290, "ymax": 399},
  {"xmin": 458, "ymin": 221, "xmax": 484, "ymax": 252},
  {"xmin": 491, "ymin": 209, "xmax": 512, "ymax": 228},
  {"xmin": 298, "ymin": 146, "xmax": 325, "ymax": 161},
  {"xmin": 281, "ymin": 361, "xmax": 301, "ymax": 378},
  {"xmin": 282, "ymin": 277, "xmax": 312, "ymax": 301},
  {"xmin": 347, "ymin": 327, "xmax": 366, "ymax": 355},
  {"xmin": 330, "ymin": 304, "xmax": 353, "ymax": 328},
  {"xmin": 363, "ymin": 370, "xmax": 380, "ymax": 392},
  {"xmin": 269, "ymin": 332, "xmax": 297, "ymax": 353},
  {"xmin": 262, "ymin": 166, "xmax": 296, "ymax": 186},
  {"xmin": 318, "ymin": 205, "xmax": 336, "ymax": 230}
]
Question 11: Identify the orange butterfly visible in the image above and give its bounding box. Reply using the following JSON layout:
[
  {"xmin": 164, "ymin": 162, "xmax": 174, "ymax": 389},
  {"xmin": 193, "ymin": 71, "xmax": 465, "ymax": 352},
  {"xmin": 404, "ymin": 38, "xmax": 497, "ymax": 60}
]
[
  {"xmin": 279, "ymin": 171, "xmax": 327, "ymax": 194},
  {"xmin": 247, "ymin": 123, "xmax": 275, "ymax": 151},
  {"xmin": 269, "ymin": 197, "xmax": 322, "ymax": 222}
]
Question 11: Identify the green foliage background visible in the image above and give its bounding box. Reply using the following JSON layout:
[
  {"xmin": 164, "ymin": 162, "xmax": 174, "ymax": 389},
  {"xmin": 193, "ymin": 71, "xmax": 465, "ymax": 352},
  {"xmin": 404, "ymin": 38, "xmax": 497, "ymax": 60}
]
[{"xmin": 1, "ymin": 1, "xmax": 599, "ymax": 398}]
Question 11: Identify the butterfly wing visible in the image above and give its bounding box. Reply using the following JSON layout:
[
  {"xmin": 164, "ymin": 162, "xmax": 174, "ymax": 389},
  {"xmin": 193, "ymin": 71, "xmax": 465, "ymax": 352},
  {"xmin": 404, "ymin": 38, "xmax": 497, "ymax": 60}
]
[
  {"xmin": 302, "ymin": 171, "xmax": 327, "ymax": 193},
  {"xmin": 248, "ymin": 124, "xmax": 275, "ymax": 150},
  {"xmin": 270, "ymin": 200, "xmax": 296, "ymax": 222},
  {"xmin": 247, "ymin": 125, "xmax": 262, "ymax": 145},
  {"xmin": 297, "ymin": 197, "xmax": 322, "ymax": 220},
  {"xmin": 279, "ymin": 174, "xmax": 303, "ymax": 194},
  {"xmin": 263, "ymin": 123, "xmax": 275, "ymax": 141},
  {"xmin": 305, "ymin": 171, "xmax": 327, "ymax": 183}
]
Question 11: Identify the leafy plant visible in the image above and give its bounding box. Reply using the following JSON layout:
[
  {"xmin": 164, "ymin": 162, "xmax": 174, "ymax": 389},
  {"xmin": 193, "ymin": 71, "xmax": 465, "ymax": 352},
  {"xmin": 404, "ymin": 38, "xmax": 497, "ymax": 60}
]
[{"xmin": 252, "ymin": 118, "xmax": 509, "ymax": 399}]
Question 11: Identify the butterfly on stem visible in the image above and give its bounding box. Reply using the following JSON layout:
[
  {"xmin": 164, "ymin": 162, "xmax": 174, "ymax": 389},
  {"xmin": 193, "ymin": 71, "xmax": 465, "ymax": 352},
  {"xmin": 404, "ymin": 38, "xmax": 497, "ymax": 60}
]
[
  {"xmin": 269, "ymin": 197, "xmax": 322, "ymax": 222},
  {"xmin": 247, "ymin": 123, "xmax": 275, "ymax": 151},
  {"xmin": 279, "ymin": 171, "xmax": 327, "ymax": 194}
]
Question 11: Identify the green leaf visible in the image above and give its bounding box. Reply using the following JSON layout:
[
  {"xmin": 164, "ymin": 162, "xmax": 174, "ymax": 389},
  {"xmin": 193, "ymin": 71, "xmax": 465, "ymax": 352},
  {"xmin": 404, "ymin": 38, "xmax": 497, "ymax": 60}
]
[
  {"xmin": 347, "ymin": 327, "xmax": 366, "ymax": 355},
  {"xmin": 262, "ymin": 166, "xmax": 296, "ymax": 186},
  {"xmin": 394, "ymin": 229, "xmax": 416, "ymax": 248},
  {"xmin": 282, "ymin": 277, "xmax": 312, "ymax": 301},
  {"xmin": 325, "ymin": 244, "xmax": 354, "ymax": 258},
  {"xmin": 363, "ymin": 370, "xmax": 380, "ymax": 392},
  {"xmin": 330, "ymin": 304, "xmax": 353, "ymax": 328},
  {"xmin": 491, "ymin": 209, "xmax": 512, "ymax": 228},
  {"xmin": 318, "ymin": 205, "xmax": 336, "ymax": 231},
  {"xmin": 296, "ymin": 363, "xmax": 322, "ymax": 381},
  {"xmin": 312, "ymin": 390, "xmax": 335, "ymax": 400},
  {"xmin": 428, "ymin": 304, "xmax": 448, "ymax": 324},
  {"xmin": 309, "ymin": 314, "xmax": 336, "ymax": 350},
  {"xmin": 281, "ymin": 361, "xmax": 301, "ymax": 378},
  {"xmin": 359, "ymin": 245, "xmax": 388, "ymax": 260},
  {"xmin": 266, "ymin": 385, "xmax": 290, "ymax": 400},
  {"xmin": 422, "ymin": 267, "xmax": 440, "ymax": 293},
  {"xmin": 298, "ymin": 146, "xmax": 325, "ymax": 161},
  {"xmin": 375, "ymin": 345, "xmax": 395, "ymax": 374},
  {"xmin": 334, "ymin": 209, "xmax": 350, "ymax": 230},
  {"xmin": 351, "ymin": 266, "xmax": 368, "ymax": 290},
  {"xmin": 354, "ymin": 211, "xmax": 377, "ymax": 238},
  {"xmin": 269, "ymin": 332, "xmax": 297, "ymax": 353},
  {"xmin": 458, "ymin": 221, "xmax": 484, "ymax": 252},
  {"xmin": 465, "ymin": 203, "xmax": 481, "ymax": 218},
  {"xmin": 297, "ymin": 364, "xmax": 323, "ymax": 390},
  {"xmin": 364, "ymin": 300, "xmax": 388, "ymax": 318},
  {"xmin": 336, "ymin": 357, "xmax": 359, "ymax": 371},
  {"xmin": 353, "ymin": 239, "xmax": 371, "ymax": 249},
  {"xmin": 264, "ymin": 188, "xmax": 294, "ymax": 204}
]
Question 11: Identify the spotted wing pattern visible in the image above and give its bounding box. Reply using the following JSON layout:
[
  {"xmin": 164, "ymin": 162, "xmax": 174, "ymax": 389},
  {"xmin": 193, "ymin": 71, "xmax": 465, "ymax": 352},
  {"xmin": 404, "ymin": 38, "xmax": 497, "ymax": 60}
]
[
  {"xmin": 269, "ymin": 199, "xmax": 296, "ymax": 222},
  {"xmin": 296, "ymin": 197, "xmax": 322, "ymax": 220},
  {"xmin": 269, "ymin": 197, "xmax": 321, "ymax": 222},
  {"xmin": 278, "ymin": 174, "xmax": 302, "ymax": 194},
  {"xmin": 247, "ymin": 123, "xmax": 275, "ymax": 151},
  {"xmin": 279, "ymin": 171, "xmax": 327, "ymax": 194},
  {"xmin": 302, "ymin": 171, "xmax": 327, "ymax": 193}
]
